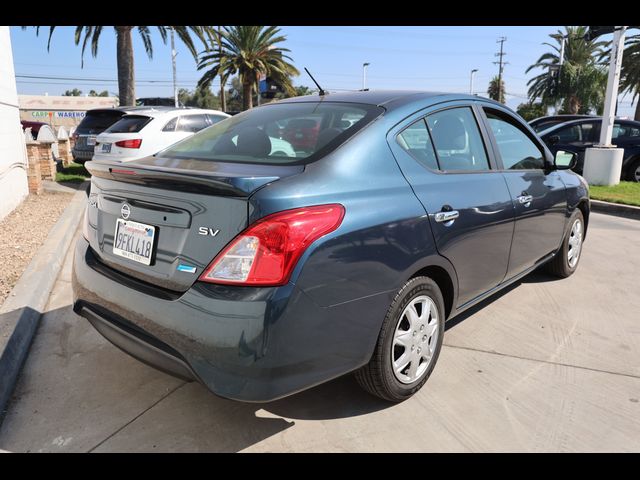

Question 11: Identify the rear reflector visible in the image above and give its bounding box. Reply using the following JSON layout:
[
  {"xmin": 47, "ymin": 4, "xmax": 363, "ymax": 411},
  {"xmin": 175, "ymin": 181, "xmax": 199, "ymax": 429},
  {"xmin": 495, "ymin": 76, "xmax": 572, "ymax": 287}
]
[
  {"xmin": 199, "ymin": 204, "xmax": 345, "ymax": 286},
  {"xmin": 110, "ymin": 168, "xmax": 137, "ymax": 175},
  {"xmin": 115, "ymin": 139, "xmax": 143, "ymax": 149}
]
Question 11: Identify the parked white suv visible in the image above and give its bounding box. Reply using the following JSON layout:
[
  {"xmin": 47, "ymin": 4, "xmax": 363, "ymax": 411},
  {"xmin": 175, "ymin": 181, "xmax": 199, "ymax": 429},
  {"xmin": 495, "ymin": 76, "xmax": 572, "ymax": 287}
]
[{"xmin": 92, "ymin": 107, "xmax": 230, "ymax": 162}]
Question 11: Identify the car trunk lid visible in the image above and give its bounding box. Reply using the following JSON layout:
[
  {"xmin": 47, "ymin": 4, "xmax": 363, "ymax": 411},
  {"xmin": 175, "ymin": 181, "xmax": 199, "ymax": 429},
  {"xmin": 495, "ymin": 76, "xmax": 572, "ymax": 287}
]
[{"xmin": 84, "ymin": 156, "xmax": 302, "ymax": 292}]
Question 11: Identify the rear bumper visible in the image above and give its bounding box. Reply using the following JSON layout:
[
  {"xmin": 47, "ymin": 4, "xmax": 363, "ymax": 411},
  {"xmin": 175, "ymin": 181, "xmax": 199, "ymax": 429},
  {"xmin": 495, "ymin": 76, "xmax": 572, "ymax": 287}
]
[
  {"xmin": 72, "ymin": 238, "xmax": 385, "ymax": 402},
  {"xmin": 72, "ymin": 148, "xmax": 94, "ymax": 161}
]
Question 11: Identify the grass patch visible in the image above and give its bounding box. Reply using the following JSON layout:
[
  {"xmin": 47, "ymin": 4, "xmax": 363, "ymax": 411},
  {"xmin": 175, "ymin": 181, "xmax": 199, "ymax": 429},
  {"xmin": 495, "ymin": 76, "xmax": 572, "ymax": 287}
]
[
  {"xmin": 590, "ymin": 181, "xmax": 640, "ymax": 207},
  {"xmin": 56, "ymin": 162, "xmax": 90, "ymax": 183}
]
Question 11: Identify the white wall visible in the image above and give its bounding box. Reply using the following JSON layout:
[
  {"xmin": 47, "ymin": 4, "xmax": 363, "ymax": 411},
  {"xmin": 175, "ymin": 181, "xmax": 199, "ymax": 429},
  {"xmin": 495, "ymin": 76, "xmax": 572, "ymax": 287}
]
[{"xmin": 0, "ymin": 26, "xmax": 28, "ymax": 221}]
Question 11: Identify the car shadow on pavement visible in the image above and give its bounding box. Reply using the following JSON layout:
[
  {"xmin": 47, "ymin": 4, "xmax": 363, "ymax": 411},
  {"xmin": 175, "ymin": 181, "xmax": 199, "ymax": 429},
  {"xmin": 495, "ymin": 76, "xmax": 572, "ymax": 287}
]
[
  {"xmin": 445, "ymin": 269, "xmax": 561, "ymax": 332},
  {"xmin": 0, "ymin": 303, "xmax": 392, "ymax": 453}
]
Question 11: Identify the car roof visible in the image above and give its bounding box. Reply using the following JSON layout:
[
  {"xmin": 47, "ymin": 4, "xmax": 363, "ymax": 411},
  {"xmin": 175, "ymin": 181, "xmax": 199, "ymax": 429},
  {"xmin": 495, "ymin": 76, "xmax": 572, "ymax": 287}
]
[
  {"xmin": 116, "ymin": 108, "xmax": 229, "ymax": 119},
  {"xmin": 539, "ymin": 117, "xmax": 640, "ymax": 136},
  {"xmin": 273, "ymin": 90, "xmax": 482, "ymax": 108}
]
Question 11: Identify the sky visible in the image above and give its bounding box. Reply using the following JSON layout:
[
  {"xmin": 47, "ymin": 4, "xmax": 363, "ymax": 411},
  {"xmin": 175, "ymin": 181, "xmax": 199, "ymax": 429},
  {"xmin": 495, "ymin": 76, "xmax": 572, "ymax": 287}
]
[{"xmin": 9, "ymin": 25, "xmax": 637, "ymax": 117}]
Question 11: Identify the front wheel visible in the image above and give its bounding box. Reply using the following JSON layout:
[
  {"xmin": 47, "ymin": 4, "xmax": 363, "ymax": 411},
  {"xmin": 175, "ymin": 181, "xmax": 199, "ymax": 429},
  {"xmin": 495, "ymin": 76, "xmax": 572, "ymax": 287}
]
[
  {"xmin": 545, "ymin": 210, "xmax": 585, "ymax": 278},
  {"xmin": 626, "ymin": 157, "xmax": 640, "ymax": 182},
  {"xmin": 355, "ymin": 276, "xmax": 445, "ymax": 403}
]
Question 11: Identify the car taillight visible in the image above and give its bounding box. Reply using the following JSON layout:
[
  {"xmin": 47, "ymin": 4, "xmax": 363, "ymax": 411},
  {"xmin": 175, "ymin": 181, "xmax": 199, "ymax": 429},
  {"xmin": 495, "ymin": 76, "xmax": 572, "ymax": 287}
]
[
  {"xmin": 199, "ymin": 204, "xmax": 345, "ymax": 286},
  {"xmin": 115, "ymin": 139, "xmax": 142, "ymax": 149}
]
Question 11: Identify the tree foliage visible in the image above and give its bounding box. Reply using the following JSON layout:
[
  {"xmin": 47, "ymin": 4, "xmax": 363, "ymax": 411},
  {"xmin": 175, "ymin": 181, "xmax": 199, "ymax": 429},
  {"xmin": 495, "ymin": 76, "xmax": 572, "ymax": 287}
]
[
  {"xmin": 516, "ymin": 102, "xmax": 547, "ymax": 121},
  {"xmin": 619, "ymin": 34, "xmax": 640, "ymax": 120},
  {"xmin": 526, "ymin": 26, "xmax": 608, "ymax": 114},
  {"xmin": 197, "ymin": 26, "xmax": 299, "ymax": 110},
  {"xmin": 487, "ymin": 76, "xmax": 506, "ymax": 103}
]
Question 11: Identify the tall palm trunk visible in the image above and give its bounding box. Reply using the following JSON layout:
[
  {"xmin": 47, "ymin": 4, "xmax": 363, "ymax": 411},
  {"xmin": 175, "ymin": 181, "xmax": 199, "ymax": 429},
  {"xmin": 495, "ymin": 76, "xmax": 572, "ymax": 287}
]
[
  {"xmin": 116, "ymin": 26, "xmax": 135, "ymax": 106},
  {"xmin": 242, "ymin": 80, "xmax": 253, "ymax": 110},
  {"xmin": 220, "ymin": 75, "xmax": 227, "ymax": 112}
]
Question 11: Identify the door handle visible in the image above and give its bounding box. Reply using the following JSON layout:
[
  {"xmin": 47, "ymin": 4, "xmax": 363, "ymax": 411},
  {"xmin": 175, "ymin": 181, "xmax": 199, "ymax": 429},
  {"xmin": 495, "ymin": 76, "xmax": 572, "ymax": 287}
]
[
  {"xmin": 434, "ymin": 210, "xmax": 460, "ymax": 224},
  {"xmin": 517, "ymin": 194, "xmax": 533, "ymax": 207}
]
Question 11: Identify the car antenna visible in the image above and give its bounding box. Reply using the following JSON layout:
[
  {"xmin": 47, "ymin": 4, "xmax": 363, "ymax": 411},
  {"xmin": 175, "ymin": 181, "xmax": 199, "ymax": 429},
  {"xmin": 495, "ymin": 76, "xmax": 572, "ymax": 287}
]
[{"xmin": 304, "ymin": 67, "xmax": 326, "ymax": 96}]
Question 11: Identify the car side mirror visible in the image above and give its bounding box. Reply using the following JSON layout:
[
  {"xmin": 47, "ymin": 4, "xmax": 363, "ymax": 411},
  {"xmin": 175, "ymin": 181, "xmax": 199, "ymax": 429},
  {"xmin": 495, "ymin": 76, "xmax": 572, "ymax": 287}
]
[
  {"xmin": 548, "ymin": 135, "xmax": 560, "ymax": 145},
  {"xmin": 554, "ymin": 150, "xmax": 577, "ymax": 170}
]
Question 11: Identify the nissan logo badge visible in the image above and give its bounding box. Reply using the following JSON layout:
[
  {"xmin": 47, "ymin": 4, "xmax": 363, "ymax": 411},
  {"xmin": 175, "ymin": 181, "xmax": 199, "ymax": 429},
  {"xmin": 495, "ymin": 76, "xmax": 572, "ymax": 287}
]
[{"xmin": 121, "ymin": 203, "xmax": 131, "ymax": 220}]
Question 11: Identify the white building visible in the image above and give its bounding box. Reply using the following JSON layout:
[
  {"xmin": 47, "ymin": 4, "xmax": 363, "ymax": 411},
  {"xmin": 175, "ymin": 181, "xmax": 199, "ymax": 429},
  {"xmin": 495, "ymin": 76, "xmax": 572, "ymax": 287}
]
[{"xmin": 0, "ymin": 26, "xmax": 28, "ymax": 221}]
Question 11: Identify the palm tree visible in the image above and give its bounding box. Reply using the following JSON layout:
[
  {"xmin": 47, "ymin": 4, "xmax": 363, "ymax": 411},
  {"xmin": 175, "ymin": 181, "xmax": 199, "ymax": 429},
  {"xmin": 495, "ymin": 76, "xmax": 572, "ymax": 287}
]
[
  {"xmin": 28, "ymin": 26, "xmax": 214, "ymax": 106},
  {"xmin": 620, "ymin": 34, "xmax": 640, "ymax": 121},
  {"xmin": 197, "ymin": 26, "xmax": 299, "ymax": 111},
  {"xmin": 526, "ymin": 26, "xmax": 608, "ymax": 114},
  {"xmin": 487, "ymin": 76, "xmax": 506, "ymax": 103}
]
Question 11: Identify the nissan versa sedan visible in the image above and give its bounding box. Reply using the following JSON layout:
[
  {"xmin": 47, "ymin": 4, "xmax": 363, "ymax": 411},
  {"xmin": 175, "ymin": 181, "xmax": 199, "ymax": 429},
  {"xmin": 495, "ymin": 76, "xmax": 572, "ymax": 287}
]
[{"xmin": 72, "ymin": 91, "xmax": 589, "ymax": 403}]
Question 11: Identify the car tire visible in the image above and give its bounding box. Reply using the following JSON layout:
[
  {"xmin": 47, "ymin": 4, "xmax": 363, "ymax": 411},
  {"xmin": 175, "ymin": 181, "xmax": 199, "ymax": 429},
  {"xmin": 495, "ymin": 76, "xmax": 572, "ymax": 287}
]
[
  {"xmin": 625, "ymin": 157, "xmax": 640, "ymax": 182},
  {"xmin": 355, "ymin": 276, "xmax": 445, "ymax": 403},
  {"xmin": 545, "ymin": 209, "xmax": 585, "ymax": 278}
]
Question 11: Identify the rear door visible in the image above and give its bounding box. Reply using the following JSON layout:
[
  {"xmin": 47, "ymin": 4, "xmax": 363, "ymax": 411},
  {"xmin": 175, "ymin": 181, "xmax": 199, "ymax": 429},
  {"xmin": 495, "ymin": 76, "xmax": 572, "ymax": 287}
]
[
  {"xmin": 479, "ymin": 105, "xmax": 567, "ymax": 279},
  {"xmin": 389, "ymin": 102, "xmax": 515, "ymax": 307}
]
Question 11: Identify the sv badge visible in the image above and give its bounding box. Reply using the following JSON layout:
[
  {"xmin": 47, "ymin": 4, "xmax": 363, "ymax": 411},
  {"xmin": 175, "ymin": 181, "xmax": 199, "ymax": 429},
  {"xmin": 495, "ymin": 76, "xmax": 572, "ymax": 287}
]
[{"xmin": 198, "ymin": 227, "xmax": 220, "ymax": 237}]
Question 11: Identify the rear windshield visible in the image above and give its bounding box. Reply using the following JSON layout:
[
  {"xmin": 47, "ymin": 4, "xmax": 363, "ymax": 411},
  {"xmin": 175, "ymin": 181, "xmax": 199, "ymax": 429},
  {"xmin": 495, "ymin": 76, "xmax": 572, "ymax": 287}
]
[
  {"xmin": 76, "ymin": 110, "xmax": 125, "ymax": 133},
  {"xmin": 105, "ymin": 115, "xmax": 152, "ymax": 133},
  {"xmin": 158, "ymin": 102, "xmax": 383, "ymax": 165}
]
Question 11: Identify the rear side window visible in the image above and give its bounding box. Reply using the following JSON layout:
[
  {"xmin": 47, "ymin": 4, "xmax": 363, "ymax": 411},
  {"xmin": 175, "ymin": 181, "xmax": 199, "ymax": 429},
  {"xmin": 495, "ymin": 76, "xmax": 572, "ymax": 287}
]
[
  {"xmin": 159, "ymin": 102, "xmax": 383, "ymax": 165},
  {"xmin": 76, "ymin": 110, "xmax": 124, "ymax": 133},
  {"xmin": 613, "ymin": 123, "xmax": 640, "ymax": 139},
  {"xmin": 162, "ymin": 117, "xmax": 177, "ymax": 132},
  {"xmin": 485, "ymin": 111, "xmax": 544, "ymax": 170},
  {"xmin": 206, "ymin": 114, "xmax": 227, "ymax": 125},
  {"xmin": 105, "ymin": 115, "xmax": 152, "ymax": 133},
  {"xmin": 177, "ymin": 115, "xmax": 209, "ymax": 133},
  {"xmin": 397, "ymin": 119, "xmax": 439, "ymax": 170},
  {"xmin": 425, "ymin": 107, "xmax": 490, "ymax": 171}
]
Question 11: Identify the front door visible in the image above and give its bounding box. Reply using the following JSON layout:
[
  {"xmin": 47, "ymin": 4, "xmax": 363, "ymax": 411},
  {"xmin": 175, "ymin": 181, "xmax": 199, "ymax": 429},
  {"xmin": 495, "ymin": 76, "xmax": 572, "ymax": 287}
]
[
  {"xmin": 389, "ymin": 104, "xmax": 515, "ymax": 307},
  {"xmin": 480, "ymin": 107, "xmax": 567, "ymax": 279}
]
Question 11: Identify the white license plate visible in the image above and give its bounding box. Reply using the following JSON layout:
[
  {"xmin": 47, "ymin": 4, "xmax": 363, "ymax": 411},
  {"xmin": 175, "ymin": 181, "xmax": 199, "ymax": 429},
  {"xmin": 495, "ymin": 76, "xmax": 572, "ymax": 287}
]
[
  {"xmin": 101, "ymin": 143, "xmax": 112, "ymax": 153},
  {"xmin": 113, "ymin": 219, "xmax": 156, "ymax": 265},
  {"xmin": 87, "ymin": 136, "xmax": 97, "ymax": 146}
]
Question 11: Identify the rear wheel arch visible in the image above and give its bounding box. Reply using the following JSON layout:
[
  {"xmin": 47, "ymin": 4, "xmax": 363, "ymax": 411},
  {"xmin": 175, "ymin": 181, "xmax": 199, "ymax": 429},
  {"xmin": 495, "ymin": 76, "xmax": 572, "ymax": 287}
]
[
  {"xmin": 409, "ymin": 265, "xmax": 455, "ymax": 320},
  {"xmin": 576, "ymin": 199, "xmax": 589, "ymax": 241}
]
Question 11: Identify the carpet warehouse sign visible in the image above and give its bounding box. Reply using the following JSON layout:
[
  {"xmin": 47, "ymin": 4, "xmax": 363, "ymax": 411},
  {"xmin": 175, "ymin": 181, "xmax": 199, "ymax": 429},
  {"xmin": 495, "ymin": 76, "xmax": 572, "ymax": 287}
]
[{"xmin": 31, "ymin": 111, "xmax": 86, "ymax": 119}]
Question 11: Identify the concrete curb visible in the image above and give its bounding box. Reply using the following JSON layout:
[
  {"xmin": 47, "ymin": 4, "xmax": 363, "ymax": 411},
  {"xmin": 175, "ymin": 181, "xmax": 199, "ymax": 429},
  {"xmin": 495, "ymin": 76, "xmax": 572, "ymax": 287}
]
[
  {"xmin": 0, "ymin": 187, "xmax": 88, "ymax": 419},
  {"xmin": 590, "ymin": 199, "xmax": 640, "ymax": 220}
]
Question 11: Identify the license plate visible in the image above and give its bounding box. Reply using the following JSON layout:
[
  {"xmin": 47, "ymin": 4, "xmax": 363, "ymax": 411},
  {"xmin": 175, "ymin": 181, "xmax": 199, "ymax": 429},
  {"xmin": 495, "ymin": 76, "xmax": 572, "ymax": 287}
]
[
  {"xmin": 113, "ymin": 219, "xmax": 156, "ymax": 265},
  {"xmin": 87, "ymin": 136, "xmax": 96, "ymax": 146},
  {"xmin": 101, "ymin": 143, "xmax": 112, "ymax": 153}
]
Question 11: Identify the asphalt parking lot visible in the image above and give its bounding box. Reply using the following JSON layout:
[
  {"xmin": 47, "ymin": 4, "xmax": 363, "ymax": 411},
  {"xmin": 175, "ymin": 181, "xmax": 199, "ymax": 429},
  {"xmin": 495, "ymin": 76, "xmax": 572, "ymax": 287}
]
[{"xmin": 0, "ymin": 211, "xmax": 638, "ymax": 452}]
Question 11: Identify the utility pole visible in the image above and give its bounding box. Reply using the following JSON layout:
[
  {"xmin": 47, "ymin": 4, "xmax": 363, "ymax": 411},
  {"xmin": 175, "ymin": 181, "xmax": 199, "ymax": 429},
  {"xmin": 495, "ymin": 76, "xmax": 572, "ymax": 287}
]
[
  {"xmin": 171, "ymin": 27, "xmax": 178, "ymax": 107},
  {"xmin": 469, "ymin": 69, "xmax": 478, "ymax": 95},
  {"xmin": 362, "ymin": 62, "xmax": 370, "ymax": 90},
  {"xmin": 493, "ymin": 37, "xmax": 508, "ymax": 103}
]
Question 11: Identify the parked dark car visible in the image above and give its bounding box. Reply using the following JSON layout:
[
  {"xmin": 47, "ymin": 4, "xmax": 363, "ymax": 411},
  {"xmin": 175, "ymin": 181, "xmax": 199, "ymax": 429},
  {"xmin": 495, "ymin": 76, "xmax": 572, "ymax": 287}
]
[
  {"xmin": 529, "ymin": 114, "xmax": 597, "ymax": 133},
  {"xmin": 538, "ymin": 117, "xmax": 640, "ymax": 181},
  {"xmin": 72, "ymin": 108, "xmax": 130, "ymax": 163},
  {"xmin": 20, "ymin": 120, "xmax": 48, "ymax": 140},
  {"xmin": 73, "ymin": 91, "xmax": 589, "ymax": 403}
]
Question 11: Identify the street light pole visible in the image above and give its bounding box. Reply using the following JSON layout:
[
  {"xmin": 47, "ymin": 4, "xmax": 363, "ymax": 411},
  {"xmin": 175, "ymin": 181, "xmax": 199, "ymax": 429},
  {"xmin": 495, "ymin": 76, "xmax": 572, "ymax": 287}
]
[
  {"xmin": 362, "ymin": 62, "xmax": 370, "ymax": 90},
  {"xmin": 469, "ymin": 69, "xmax": 478, "ymax": 95}
]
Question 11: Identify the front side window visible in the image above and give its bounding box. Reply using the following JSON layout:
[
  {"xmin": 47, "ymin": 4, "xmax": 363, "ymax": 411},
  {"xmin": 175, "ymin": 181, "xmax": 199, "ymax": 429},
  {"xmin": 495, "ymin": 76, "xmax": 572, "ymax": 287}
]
[
  {"xmin": 612, "ymin": 123, "xmax": 640, "ymax": 140},
  {"xmin": 425, "ymin": 107, "xmax": 490, "ymax": 171},
  {"xmin": 485, "ymin": 111, "xmax": 544, "ymax": 170},
  {"xmin": 159, "ymin": 102, "xmax": 382, "ymax": 165},
  {"xmin": 397, "ymin": 119, "xmax": 438, "ymax": 170}
]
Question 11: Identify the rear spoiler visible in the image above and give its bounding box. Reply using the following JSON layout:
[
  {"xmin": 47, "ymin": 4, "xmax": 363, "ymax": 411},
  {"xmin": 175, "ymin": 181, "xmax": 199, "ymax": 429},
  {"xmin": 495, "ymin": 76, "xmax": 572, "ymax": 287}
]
[{"xmin": 85, "ymin": 158, "xmax": 303, "ymax": 197}]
